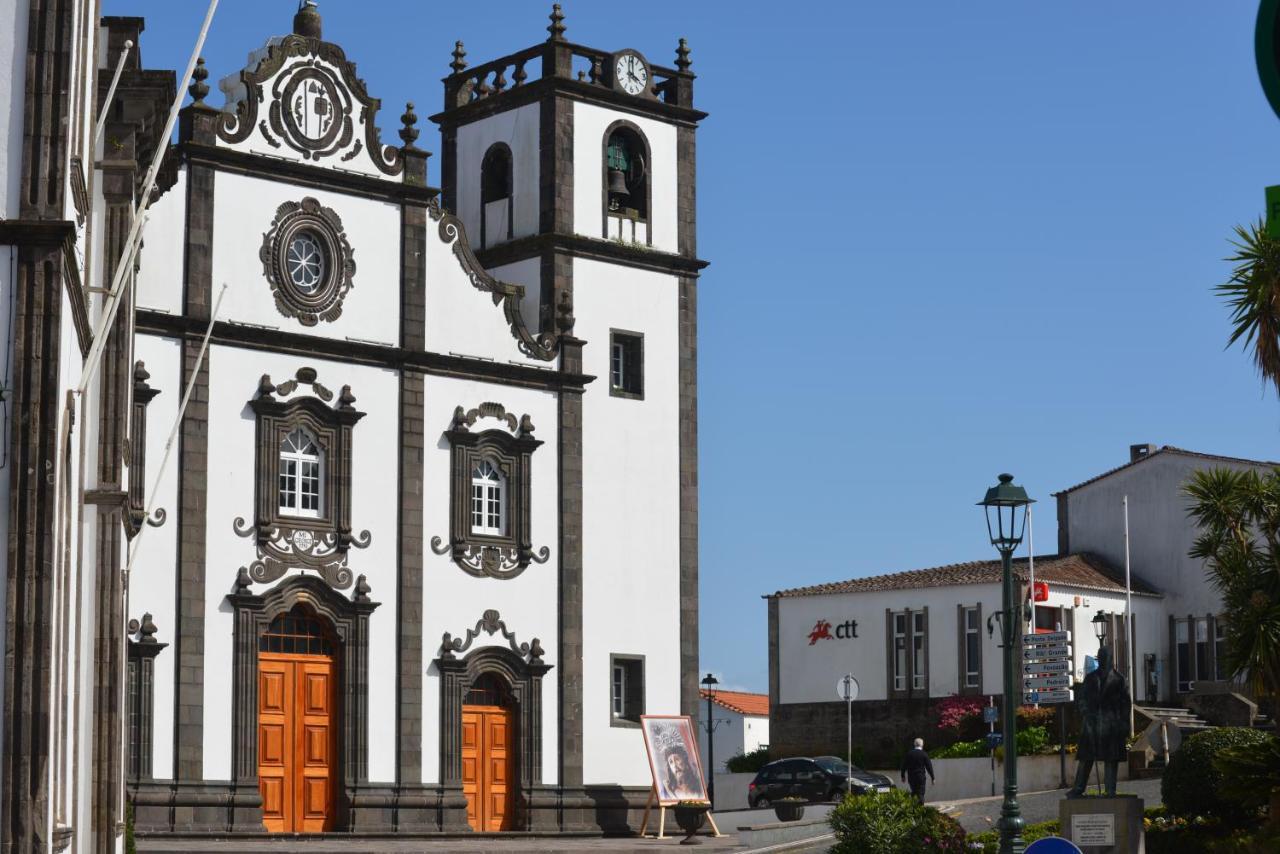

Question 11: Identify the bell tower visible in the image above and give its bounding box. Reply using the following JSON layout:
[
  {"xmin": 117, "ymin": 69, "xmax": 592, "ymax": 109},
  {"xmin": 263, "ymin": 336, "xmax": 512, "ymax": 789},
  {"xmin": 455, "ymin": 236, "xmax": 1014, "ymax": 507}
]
[{"xmin": 431, "ymin": 3, "xmax": 707, "ymax": 811}]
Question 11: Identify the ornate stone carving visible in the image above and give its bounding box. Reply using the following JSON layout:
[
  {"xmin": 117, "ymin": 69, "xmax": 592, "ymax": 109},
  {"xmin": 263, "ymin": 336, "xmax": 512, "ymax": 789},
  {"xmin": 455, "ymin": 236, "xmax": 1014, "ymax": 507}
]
[
  {"xmin": 260, "ymin": 197, "xmax": 356, "ymax": 326},
  {"xmin": 234, "ymin": 515, "xmax": 370, "ymax": 590},
  {"xmin": 439, "ymin": 609, "xmax": 545, "ymax": 665}
]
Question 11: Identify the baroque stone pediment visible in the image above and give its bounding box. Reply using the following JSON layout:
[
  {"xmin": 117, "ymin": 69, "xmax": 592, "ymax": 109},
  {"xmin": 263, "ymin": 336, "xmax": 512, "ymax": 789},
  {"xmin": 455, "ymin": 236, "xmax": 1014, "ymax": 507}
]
[{"xmin": 216, "ymin": 33, "xmax": 403, "ymax": 177}]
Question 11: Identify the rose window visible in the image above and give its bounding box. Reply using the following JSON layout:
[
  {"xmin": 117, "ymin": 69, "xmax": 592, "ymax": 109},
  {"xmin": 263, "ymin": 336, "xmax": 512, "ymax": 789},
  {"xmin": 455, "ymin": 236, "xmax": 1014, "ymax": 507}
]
[{"xmin": 286, "ymin": 232, "xmax": 327, "ymax": 294}]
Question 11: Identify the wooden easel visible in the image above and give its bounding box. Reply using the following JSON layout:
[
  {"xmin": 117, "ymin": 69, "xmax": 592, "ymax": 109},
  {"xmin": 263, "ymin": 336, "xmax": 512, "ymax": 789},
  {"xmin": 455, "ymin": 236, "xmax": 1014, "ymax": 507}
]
[{"xmin": 638, "ymin": 785, "xmax": 722, "ymax": 840}]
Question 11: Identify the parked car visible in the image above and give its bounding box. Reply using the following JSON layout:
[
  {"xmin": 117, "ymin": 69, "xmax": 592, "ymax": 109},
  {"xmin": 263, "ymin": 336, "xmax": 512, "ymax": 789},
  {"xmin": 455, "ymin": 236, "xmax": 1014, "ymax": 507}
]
[{"xmin": 747, "ymin": 756, "xmax": 894, "ymax": 808}]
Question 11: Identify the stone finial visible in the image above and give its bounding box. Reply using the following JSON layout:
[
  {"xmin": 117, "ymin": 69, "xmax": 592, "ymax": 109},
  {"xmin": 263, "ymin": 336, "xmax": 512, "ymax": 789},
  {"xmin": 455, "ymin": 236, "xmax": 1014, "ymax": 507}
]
[
  {"xmin": 675, "ymin": 38, "xmax": 692, "ymax": 72},
  {"xmin": 257, "ymin": 374, "xmax": 276, "ymax": 399},
  {"xmin": 234, "ymin": 567, "xmax": 252, "ymax": 593},
  {"xmin": 294, "ymin": 0, "xmax": 323, "ymax": 40},
  {"xmin": 353, "ymin": 574, "xmax": 371, "ymax": 603},
  {"xmin": 547, "ymin": 4, "xmax": 566, "ymax": 41},
  {"xmin": 139, "ymin": 612, "xmax": 159, "ymax": 643},
  {"xmin": 399, "ymin": 102, "xmax": 420, "ymax": 148},
  {"xmin": 529, "ymin": 637, "xmax": 545, "ymax": 664},
  {"xmin": 338, "ymin": 384, "xmax": 356, "ymax": 411},
  {"xmin": 450, "ymin": 41, "xmax": 468, "ymax": 74},
  {"xmin": 189, "ymin": 57, "xmax": 210, "ymax": 104},
  {"xmin": 133, "ymin": 360, "xmax": 151, "ymax": 384}
]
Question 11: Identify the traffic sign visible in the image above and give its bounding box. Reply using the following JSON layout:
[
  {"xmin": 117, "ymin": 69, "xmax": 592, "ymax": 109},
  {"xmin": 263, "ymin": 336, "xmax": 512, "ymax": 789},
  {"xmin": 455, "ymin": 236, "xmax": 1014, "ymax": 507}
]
[
  {"xmin": 1022, "ymin": 660, "xmax": 1071, "ymax": 675},
  {"xmin": 1024, "ymin": 674, "xmax": 1071, "ymax": 690},
  {"xmin": 1024, "ymin": 689, "xmax": 1073, "ymax": 704},
  {"xmin": 1018, "ymin": 632, "xmax": 1070, "ymax": 645},
  {"xmin": 836, "ymin": 674, "xmax": 859, "ymax": 703},
  {"xmin": 1022, "ymin": 644, "xmax": 1069, "ymax": 660},
  {"xmin": 1025, "ymin": 837, "xmax": 1082, "ymax": 854}
]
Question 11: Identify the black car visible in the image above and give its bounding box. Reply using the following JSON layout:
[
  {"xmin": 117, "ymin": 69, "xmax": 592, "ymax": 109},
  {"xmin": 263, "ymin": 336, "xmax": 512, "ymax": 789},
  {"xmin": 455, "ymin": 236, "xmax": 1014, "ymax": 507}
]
[{"xmin": 747, "ymin": 756, "xmax": 894, "ymax": 808}]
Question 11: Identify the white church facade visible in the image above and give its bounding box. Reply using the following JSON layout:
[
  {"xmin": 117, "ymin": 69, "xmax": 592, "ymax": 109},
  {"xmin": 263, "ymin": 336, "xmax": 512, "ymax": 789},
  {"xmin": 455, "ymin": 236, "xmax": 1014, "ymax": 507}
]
[{"xmin": 1, "ymin": 1, "xmax": 706, "ymax": 847}]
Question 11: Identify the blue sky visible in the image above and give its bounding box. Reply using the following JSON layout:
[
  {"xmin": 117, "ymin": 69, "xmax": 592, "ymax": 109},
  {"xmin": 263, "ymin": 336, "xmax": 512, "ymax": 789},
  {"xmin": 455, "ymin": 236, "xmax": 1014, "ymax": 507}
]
[{"xmin": 107, "ymin": 1, "xmax": 1280, "ymax": 695}]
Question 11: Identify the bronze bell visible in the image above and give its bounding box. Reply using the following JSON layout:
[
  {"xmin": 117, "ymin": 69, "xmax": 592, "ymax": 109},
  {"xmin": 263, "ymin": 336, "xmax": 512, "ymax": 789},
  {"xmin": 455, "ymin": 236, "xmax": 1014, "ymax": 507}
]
[{"xmin": 608, "ymin": 167, "xmax": 629, "ymax": 199}]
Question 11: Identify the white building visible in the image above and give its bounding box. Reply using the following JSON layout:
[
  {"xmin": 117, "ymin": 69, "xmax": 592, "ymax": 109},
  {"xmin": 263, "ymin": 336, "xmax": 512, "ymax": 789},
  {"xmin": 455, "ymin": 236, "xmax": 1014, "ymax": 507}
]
[
  {"xmin": 2, "ymin": 1, "xmax": 707, "ymax": 847},
  {"xmin": 697, "ymin": 690, "xmax": 769, "ymax": 772},
  {"xmin": 766, "ymin": 445, "xmax": 1274, "ymax": 765}
]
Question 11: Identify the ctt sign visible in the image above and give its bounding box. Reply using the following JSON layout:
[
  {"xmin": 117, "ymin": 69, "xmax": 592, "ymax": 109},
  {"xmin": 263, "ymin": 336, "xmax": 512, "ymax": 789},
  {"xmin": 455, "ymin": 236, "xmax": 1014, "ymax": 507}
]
[{"xmin": 807, "ymin": 618, "xmax": 859, "ymax": 646}]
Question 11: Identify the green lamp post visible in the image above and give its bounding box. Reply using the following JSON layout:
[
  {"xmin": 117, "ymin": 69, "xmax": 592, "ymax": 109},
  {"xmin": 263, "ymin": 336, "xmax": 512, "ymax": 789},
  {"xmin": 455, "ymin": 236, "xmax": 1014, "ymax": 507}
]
[{"xmin": 978, "ymin": 473, "xmax": 1035, "ymax": 854}]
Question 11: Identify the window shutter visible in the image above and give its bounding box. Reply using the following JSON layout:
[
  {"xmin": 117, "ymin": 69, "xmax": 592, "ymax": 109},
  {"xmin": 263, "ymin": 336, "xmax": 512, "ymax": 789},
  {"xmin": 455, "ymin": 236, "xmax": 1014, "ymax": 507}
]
[{"xmin": 625, "ymin": 661, "xmax": 644, "ymax": 721}]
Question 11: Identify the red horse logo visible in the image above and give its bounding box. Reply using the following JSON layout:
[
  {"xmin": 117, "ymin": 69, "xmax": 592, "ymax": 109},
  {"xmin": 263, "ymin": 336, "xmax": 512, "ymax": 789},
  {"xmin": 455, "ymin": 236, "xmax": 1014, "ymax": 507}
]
[{"xmin": 808, "ymin": 619, "xmax": 834, "ymax": 645}]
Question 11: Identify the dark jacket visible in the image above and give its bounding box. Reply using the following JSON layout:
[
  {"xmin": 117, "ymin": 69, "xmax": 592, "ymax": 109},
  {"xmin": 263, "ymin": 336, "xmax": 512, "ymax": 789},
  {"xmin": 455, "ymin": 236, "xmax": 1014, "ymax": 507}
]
[{"xmin": 900, "ymin": 747, "xmax": 935, "ymax": 784}]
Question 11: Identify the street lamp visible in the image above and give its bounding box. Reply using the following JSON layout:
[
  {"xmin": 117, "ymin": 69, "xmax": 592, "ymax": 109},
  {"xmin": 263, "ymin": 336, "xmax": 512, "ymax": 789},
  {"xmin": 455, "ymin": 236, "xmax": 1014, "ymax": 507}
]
[
  {"xmin": 701, "ymin": 673, "xmax": 720, "ymax": 807},
  {"xmin": 978, "ymin": 473, "xmax": 1035, "ymax": 854},
  {"xmin": 1092, "ymin": 610, "xmax": 1109, "ymax": 645}
]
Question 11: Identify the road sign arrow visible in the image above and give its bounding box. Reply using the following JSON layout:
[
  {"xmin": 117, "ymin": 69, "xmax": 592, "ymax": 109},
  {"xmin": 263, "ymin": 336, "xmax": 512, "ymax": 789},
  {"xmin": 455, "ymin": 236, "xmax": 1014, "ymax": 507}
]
[
  {"xmin": 1023, "ymin": 689, "xmax": 1073, "ymax": 704},
  {"xmin": 1022, "ymin": 660, "xmax": 1071, "ymax": 675},
  {"xmin": 1023, "ymin": 675, "xmax": 1072, "ymax": 690},
  {"xmin": 1022, "ymin": 644, "xmax": 1069, "ymax": 660},
  {"xmin": 1022, "ymin": 631, "xmax": 1072, "ymax": 647}
]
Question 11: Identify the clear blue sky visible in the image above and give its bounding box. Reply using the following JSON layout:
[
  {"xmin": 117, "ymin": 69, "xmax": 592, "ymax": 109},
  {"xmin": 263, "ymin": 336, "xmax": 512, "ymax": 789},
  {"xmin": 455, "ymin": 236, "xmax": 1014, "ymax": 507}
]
[{"xmin": 107, "ymin": 1, "xmax": 1280, "ymax": 695}]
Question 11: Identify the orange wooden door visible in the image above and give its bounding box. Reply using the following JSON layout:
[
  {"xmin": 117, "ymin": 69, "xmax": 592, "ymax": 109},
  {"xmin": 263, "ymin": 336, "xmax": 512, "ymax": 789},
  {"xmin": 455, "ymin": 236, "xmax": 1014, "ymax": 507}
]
[
  {"xmin": 258, "ymin": 653, "xmax": 336, "ymax": 832},
  {"xmin": 461, "ymin": 704, "xmax": 514, "ymax": 831}
]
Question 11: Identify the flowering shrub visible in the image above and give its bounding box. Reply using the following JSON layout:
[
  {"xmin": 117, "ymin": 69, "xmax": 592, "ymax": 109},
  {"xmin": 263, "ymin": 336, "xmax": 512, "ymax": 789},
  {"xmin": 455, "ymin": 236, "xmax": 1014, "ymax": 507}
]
[
  {"xmin": 965, "ymin": 820, "xmax": 1059, "ymax": 853},
  {"xmin": 1015, "ymin": 705, "xmax": 1055, "ymax": 729},
  {"xmin": 829, "ymin": 787, "xmax": 966, "ymax": 853},
  {"xmin": 935, "ymin": 696, "xmax": 986, "ymax": 736}
]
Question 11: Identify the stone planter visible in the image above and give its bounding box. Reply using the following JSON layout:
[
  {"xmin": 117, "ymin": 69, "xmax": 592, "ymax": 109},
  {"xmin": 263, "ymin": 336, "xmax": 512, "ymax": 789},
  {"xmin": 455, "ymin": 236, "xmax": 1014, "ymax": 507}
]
[
  {"xmin": 673, "ymin": 805, "xmax": 708, "ymax": 845},
  {"xmin": 774, "ymin": 801, "xmax": 806, "ymax": 822}
]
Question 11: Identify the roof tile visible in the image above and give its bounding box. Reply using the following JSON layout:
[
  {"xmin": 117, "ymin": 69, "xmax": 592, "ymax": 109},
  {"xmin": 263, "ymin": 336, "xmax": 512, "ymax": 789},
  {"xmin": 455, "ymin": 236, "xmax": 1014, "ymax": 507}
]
[{"xmin": 700, "ymin": 689, "xmax": 769, "ymax": 717}]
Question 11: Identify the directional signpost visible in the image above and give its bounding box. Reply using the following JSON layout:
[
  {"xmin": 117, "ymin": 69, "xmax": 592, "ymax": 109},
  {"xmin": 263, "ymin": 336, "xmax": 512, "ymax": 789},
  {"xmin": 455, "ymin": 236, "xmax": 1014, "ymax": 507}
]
[{"xmin": 1022, "ymin": 630, "xmax": 1073, "ymax": 706}]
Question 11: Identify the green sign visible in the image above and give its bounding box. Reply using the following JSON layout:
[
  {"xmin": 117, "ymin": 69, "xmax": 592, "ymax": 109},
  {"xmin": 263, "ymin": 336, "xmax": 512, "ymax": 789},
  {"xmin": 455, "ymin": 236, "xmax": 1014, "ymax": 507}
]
[
  {"xmin": 1259, "ymin": 0, "xmax": 1280, "ymax": 121},
  {"xmin": 1268, "ymin": 185, "xmax": 1280, "ymax": 238}
]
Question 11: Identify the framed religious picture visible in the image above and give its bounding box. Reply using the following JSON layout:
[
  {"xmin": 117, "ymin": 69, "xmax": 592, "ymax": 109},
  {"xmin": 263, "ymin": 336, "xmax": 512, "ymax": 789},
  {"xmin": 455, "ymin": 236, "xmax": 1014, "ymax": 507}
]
[{"xmin": 640, "ymin": 714, "xmax": 708, "ymax": 805}]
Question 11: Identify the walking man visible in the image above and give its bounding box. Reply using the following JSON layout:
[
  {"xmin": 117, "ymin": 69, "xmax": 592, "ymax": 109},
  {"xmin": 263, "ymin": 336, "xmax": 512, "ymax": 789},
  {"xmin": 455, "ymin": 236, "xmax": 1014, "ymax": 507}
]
[{"xmin": 900, "ymin": 738, "xmax": 935, "ymax": 803}]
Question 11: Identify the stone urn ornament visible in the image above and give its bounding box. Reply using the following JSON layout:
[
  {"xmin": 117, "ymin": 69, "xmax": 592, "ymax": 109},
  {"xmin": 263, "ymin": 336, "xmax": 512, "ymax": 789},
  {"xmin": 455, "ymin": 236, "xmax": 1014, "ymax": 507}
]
[
  {"xmin": 673, "ymin": 800, "xmax": 709, "ymax": 845},
  {"xmin": 774, "ymin": 796, "xmax": 806, "ymax": 822}
]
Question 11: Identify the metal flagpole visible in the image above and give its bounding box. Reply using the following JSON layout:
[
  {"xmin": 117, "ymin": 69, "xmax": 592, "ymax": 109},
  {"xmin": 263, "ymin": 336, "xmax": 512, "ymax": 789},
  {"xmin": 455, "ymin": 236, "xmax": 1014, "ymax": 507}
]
[
  {"xmin": 1123, "ymin": 496, "xmax": 1135, "ymax": 737},
  {"xmin": 79, "ymin": 0, "xmax": 220, "ymax": 395},
  {"xmin": 94, "ymin": 40, "xmax": 134, "ymax": 149},
  {"xmin": 1027, "ymin": 506, "xmax": 1035, "ymax": 628}
]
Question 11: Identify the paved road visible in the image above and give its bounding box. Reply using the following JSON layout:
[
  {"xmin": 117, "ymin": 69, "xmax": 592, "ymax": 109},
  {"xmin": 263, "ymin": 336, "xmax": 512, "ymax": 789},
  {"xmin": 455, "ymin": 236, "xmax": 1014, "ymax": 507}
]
[{"xmin": 937, "ymin": 777, "xmax": 1163, "ymax": 835}]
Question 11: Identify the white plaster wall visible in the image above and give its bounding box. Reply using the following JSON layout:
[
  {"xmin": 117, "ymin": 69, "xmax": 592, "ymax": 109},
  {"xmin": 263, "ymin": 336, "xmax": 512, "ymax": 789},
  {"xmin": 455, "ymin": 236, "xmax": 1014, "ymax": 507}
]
[
  {"xmin": 488, "ymin": 258, "xmax": 542, "ymax": 339},
  {"xmin": 696, "ymin": 707, "xmax": 770, "ymax": 772},
  {"xmin": 574, "ymin": 258, "xmax": 681, "ymax": 785},
  {"xmin": 420, "ymin": 375, "xmax": 560, "ymax": 785},
  {"xmin": 776, "ymin": 582, "xmax": 1166, "ymax": 705},
  {"xmin": 202, "ymin": 344, "xmax": 400, "ymax": 782},
  {"xmin": 211, "ymin": 172, "xmax": 400, "ymax": 347},
  {"xmin": 216, "ymin": 52, "xmax": 392, "ymax": 179},
  {"xmin": 130, "ymin": 334, "xmax": 183, "ymax": 777},
  {"xmin": 454, "ymin": 103, "xmax": 540, "ymax": 243},
  {"xmin": 421, "ymin": 217, "xmax": 550, "ymax": 366},
  {"xmin": 572, "ymin": 103, "xmax": 678, "ymax": 253},
  {"xmin": 1064, "ymin": 451, "xmax": 1269, "ymax": 617},
  {"xmin": 135, "ymin": 167, "xmax": 187, "ymax": 315}
]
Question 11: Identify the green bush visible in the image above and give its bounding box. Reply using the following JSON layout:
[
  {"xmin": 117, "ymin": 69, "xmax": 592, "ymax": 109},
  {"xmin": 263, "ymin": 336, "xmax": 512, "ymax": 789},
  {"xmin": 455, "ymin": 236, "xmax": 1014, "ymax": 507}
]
[
  {"xmin": 1016, "ymin": 725, "xmax": 1049, "ymax": 755},
  {"xmin": 829, "ymin": 787, "xmax": 966, "ymax": 853},
  {"xmin": 725, "ymin": 746, "xmax": 771, "ymax": 774},
  {"xmin": 966, "ymin": 820, "xmax": 1060, "ymax": 853},
  {"xmin": 1163, "ymin": 727, "xmax": 1272, "ymax": 822},
  {"xmin": 934, "ymin": 738, "xmax": 986, "ymax": 758}
]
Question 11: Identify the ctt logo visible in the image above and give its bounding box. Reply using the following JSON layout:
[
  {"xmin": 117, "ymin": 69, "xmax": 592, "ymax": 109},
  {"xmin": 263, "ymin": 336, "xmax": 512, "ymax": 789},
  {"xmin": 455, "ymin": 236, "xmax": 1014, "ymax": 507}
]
[{"xmin": 808, "ymin": 619, "xmax": 858, "ymax": 645}]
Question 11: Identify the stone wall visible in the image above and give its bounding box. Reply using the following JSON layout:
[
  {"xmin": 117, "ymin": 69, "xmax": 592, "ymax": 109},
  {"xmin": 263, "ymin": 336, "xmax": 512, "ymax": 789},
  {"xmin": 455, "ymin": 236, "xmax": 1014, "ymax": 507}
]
[{"xmin": 772, "ymin": 699, "xmax": 936, "ymax": 767}]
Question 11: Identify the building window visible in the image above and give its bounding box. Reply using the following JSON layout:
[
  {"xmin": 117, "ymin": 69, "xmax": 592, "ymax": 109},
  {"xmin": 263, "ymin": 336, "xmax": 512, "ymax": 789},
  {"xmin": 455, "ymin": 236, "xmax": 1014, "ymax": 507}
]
[
  {"xmin": 279, "ymin": 427, "xmax": 324, "ymax": 518},
  {"xmin": 602, "ymin": 122, "xmax": 651, "ymax": 244},
  {"xmin": 609, "ymin": 330, "xmax": 644, "ymax": 399},
  {"xmin": 888, "ymin": 607, "xmax": 929, "ymax": 698},
  {"xmin": 433, "ymin": 403, "xmax": 548, "ymax": 580},
  {"xmin": 1195, "ymin": 617, "xmax": 1210, "ymax": 684},
  {"xmin": 286, "ymin": 231, "xmax": 327, "ymax": 294},
  {"xmin": 260, "ymin": 197, "xmax": 357, "ymax": 326},
  {"xmin": 962, "ymin": 605, "xmax": 981, "ymax": 691},
  {"xmin": 1175, "ymin": 619, "xmax": 1191, "ymax": 693},
  {"xmin": 610, "ymin": 654, "xmax": 645, "ymax": 726},
  {"xmin": 1214, "ymin": 618, "xmax": 1229, "ymax": 681},
  {"xmin": 470, "ymin": 459, "xmax": 506, "ymax": 536},
  {"xmin": 480, "ymin": 143, "xmax": 513, "ymax": 248}
]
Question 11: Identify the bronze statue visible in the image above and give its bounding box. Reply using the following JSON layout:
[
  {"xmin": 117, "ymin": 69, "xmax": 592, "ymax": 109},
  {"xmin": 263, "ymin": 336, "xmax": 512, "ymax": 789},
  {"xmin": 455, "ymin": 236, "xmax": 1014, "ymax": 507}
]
[{"xmin": 1067, "ymin": 645, "xmax": 1131, "ymax": 797}]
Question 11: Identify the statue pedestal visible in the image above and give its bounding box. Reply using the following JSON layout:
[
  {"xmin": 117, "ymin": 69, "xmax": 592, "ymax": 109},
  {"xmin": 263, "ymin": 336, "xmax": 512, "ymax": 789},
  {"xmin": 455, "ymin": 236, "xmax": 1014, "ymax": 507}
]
[{"xmin": 1059, "ymin": 796, "xmax": 1144, "ymax": 854}]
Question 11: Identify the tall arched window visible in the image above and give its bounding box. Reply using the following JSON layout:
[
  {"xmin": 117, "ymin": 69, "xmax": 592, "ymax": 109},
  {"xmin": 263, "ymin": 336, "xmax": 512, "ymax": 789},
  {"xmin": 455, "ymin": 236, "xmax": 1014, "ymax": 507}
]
[
  {"xmin": 470, "ymin": 459, "xmax": 506, "ymax": 536},
  {"xmin": 605, "ymin": 127, "xmax": 648, "ymax": 220},
  {"xmin": 480, "ymin": 143, "xmax": 513, "ymax": 248},
  {"xmin": 279, "ymin": 427, "xmax": 324, "ymax": 518}
]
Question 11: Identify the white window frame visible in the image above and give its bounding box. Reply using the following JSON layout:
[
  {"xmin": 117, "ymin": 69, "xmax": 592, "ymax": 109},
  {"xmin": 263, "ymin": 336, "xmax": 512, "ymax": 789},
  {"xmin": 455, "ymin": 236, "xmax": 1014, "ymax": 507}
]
[
  {"xmin": 470, "ymin": 459, "xmax": 507, "ymax": 536},
  {"xmin": 611, "ymin": 340, "xmax": 626, "ymax": 390},
  {"xmin": 912, "ymin": 611, "xmax": 927, "ymax": 691},
  {"xmin": 612, "ymin": 664, "xmax": 626, "ymax": 718},
  {"xmin": 892, "ymin": 613, "xmax": 907, "ymax": 692},
  {"xmin": 278, "ymin": 427, "xmax": 324, "ymax": 519},
  {"xmin": 963, "ymin": 606, "xmax": 981, "ymax": 689}
]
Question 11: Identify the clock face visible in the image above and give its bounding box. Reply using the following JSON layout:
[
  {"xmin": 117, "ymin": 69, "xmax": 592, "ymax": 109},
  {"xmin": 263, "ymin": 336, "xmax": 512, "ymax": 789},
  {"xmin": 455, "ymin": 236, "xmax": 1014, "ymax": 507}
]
[{"xmin": 615, "ymin": 53, "xmax": 648, "ymax": 96}]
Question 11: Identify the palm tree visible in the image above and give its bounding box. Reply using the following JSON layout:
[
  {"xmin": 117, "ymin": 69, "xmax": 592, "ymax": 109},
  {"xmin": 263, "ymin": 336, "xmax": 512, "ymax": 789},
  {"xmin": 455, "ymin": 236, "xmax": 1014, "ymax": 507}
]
[
  {"xmin": 1218, "ymin": 220, "xmax": 1280, "ymax": 397},
  {"xmin": 1184, "ymin": 468, "xmax": 1280, "ymax": 700}
]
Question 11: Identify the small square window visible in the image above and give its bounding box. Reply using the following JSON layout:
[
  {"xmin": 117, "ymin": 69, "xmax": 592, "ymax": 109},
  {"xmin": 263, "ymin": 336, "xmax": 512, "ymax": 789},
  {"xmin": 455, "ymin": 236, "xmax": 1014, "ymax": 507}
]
[
  {"xmin": 610, "ymin": 654, "xmax": 645, "ymax": 727},
  {"xmin": 609, "ymin": 330, "xmax": 644, "ymax": 400}
]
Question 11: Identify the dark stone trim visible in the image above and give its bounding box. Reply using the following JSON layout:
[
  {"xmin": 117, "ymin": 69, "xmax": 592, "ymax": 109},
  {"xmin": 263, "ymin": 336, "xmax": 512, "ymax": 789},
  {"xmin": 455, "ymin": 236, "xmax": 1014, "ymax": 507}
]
[
  {"xmin": 259, "ymin": 197, "xmax": 356, "ymax": 327},
  {"xmin": 227, "ymin": 573, "xmax": 380, "ymax": 832},
  {"xmin": 0, "ymin": 220, "xmax": 90, "ymax": 356},
  {"xmin": 559, "ymin": 334, "xmax": 586, "ymax": 789},
  {"xmin": 767, "ymin": 598, "xmax": 780, "ymax": 717},
  {"xmin": 180, "ymin": 143, "xmax": 439, "ymax": 206},
  {"xmin": 432, "ymin": 409, "xmax": 546, "ymax": 580},
  {"xmin": 477, "ymin": 232, "xmax": 708, "ymax": 277},
  {"xmin": 400, "ymin": 158, "xmax": 428, "ymax": 351},
  {"xmin": 397, "ymin": 371, "xmax": 424, "ymax": 791},
  {"xmin": 431, "ymin": 75, "xmax": 708, "ymax": 131},
  {"xmin": 607, "ymin": 654, "xmax": 645, "ymax": 728},
  {"xmin": 126, "ymin": 362, "xmax": 162, "ymax": 538},
  {"xmin": 435, "ymin": 645, "xmax": 552, "ymax": 830},
  {"xmin": 126, "ymin": 619, "xmax": 168, "ymax": 782},
  {"xmin": 173, "ymin": 337, "xmax": 209, "ymax": 781},
  {"xmin": 678, "ymin": 275, "xmax": 698, "ymax": 717},
  {"xmin": 676, "ymin": 126, "xmax": 696, "ymax": 259},
  {"xmin": 133, "ymin": 312, "xmax": 597, "ymax": 392},
  {"xmin": 1056, "ymin": 493, "xmax": 1070, "ymax": 556},
  {"xmin": 600, "ymin": 120, "xmax": 652, "ymax": 245}
]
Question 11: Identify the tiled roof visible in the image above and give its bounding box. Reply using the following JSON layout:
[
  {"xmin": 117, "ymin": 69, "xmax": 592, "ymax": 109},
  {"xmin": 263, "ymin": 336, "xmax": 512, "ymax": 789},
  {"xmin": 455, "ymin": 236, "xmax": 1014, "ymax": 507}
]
[
  {"xmin": 1052, "ymin": 446, "xmax": 1279, "ymax": 496},
  {"xmin": 700, "ymin": 689, "xmax": 769, "ymax": 717},
  {"xmin": 768, "ymin": 553, "xmax": 1161, "ymax": 600}
]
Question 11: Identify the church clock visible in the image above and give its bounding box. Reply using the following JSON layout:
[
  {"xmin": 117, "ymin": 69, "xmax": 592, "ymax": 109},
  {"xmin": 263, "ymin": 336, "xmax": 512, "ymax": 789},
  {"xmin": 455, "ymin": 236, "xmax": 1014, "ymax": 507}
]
[{"xmin": 613, "ymin": 50, "xmax": 649, "ymax": 96}]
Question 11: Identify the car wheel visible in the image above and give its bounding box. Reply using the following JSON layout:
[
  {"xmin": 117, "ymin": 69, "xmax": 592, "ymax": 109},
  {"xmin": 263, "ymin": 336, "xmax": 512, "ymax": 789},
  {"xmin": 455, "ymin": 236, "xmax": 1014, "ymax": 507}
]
[
  {"xmin": 828, "ymin": 788, "xmax": 843, "ymax": 803},
  {"xmin": 755, "ymin": 797, "xmax": 770, "ymax": 809}
]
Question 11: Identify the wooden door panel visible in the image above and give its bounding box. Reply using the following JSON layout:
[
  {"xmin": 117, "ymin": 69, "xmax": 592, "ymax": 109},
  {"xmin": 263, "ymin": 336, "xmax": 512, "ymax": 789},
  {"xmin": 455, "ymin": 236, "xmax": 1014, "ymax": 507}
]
[
  {"xmin": 258, "ymin": 659, "xmax": 293, "ymax": 833},
  {"xmin": 462, "ymin": 704, "xmax": 515, "ymax": 832},
  {"xmin": 461, "ymin": 712, "xmax": 481, "ymax": 831},
  {"xmin": 259, "ymin": 652, "xmax": 335, "ymax": 833}
]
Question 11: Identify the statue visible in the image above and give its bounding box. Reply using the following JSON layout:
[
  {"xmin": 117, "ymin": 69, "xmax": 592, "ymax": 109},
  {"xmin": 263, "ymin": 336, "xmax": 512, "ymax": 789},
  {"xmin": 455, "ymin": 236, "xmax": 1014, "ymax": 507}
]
[{"xmin": 1067, "ymin": 645, "xmax": 1131, "ymax": 797}]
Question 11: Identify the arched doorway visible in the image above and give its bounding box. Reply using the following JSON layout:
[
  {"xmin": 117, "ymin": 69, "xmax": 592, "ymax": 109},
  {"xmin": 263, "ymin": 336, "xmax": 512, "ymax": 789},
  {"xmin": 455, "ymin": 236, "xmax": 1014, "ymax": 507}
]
[
  {"xmin": 461, "ymin": 672, "xmax": 515, "ymax": 831},
  {"xmin": 257, "ymin": 605, "xmax": 339, "ymax": 832}
]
